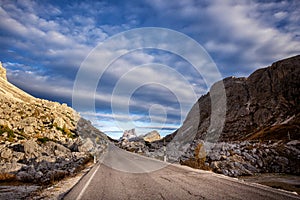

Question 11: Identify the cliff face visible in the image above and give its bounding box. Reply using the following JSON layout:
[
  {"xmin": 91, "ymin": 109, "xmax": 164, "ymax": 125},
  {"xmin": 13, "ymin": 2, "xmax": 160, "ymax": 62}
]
[
  {"xmin": 137, "ymin": 55, "xmax": 300, "ymax": 176},
  {"xmin": 0, "ymin": 64, "xmax": 108, "ymax": 184},
  {"xmin": 115, "ymin": 56, "xmax": 299, "ymax": 169},
  {"xmin": 174, "ymin": 55, "xmax": 300, "ymax": 176},
  {"xmin": 188, "ymin": 55, "xmax": 300, "ymax": 142}
]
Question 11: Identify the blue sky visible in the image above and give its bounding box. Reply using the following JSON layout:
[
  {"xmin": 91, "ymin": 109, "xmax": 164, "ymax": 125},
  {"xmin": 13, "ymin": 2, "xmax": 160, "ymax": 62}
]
[{"xmin": 0, "ymin": 0, "xmax": 299, "ymax": 139}]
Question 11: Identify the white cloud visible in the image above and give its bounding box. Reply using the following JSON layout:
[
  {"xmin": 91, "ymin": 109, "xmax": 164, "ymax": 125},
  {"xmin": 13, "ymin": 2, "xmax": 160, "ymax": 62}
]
[
  {"xmin": 144, "ymin": 0, "xmax": 300, "ymax": 71},
  {"xmin": 205, "ymin": 40, "xmax": 239, "ymax": 54},
  {"xmin": 81, "ymin": 110, "xmax": 179, "ymax": 138},
  {"xmin": 0, "ymin": 1, "xmax": 109, "ymax": 71},
  {"xmin": 274, "ymin": 11, "xmax": 287, "ymax": 20},
  {"xmin": 201, "ymin": 0, "xmax": 300, "ymax": 68},
  {"xmin": 4, "ymin": 62, "xmax": 74, "ymax": 99}
]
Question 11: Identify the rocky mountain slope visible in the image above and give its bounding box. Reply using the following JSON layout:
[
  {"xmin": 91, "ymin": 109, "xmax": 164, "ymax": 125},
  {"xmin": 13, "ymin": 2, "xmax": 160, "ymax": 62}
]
[
  {"xmin": 145, "ymin": 55, "xmax": 300, "ymax": 177},
  {"xmin": 0, "ymin": 62, "xmax": 108, "ymax": 184},
  {"xmin": 204, "ymin": 55, "xmax": 299, "ymax": 142},
  {"xmin": 163, "ymin": 55, "xmax": 299, "ymax": 144},
  {"xmin": 179, "ymin": 55, "xmax": 300, "ymax": 176}
]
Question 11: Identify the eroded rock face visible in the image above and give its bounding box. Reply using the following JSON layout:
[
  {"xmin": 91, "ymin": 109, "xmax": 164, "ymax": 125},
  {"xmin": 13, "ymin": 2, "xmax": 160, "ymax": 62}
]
[
  {"xmin": 176, "ymin": 55, "xmax": 300, "ymax": 143},
  {"xmin": 176, "ymin": 55, "xmax": 300, "ymax": 176},
  {"xmin": 145, "ymin": 55, "xmax": 300, "ymax": 177},
  {"xmin": 221, "ymin": 55, "xmax": 300, "ymax": 141}
]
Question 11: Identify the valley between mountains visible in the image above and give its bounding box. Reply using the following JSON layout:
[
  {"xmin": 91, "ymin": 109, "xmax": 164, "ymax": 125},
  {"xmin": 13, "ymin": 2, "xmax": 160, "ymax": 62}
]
[{"xmin": 0, "ymin": 55, "xmax": 299, "ymax": 199}]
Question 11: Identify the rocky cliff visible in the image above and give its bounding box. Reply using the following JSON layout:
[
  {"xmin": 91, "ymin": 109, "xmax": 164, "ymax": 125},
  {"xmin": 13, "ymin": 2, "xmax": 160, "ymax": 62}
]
[
  {"xmin": 178, "ymin": 55, "xmax": 300, "ymax": 176},
  {"xmin": 144, "ymin": 55, "xmax": 300, "ymax": 177},
  {"xmin": 0, "ymin": 63, "xmax": 108, "ymax": 184},
  {"xmin": 187, "ymin": 55, "xmax": 300, "ymax": 142}
]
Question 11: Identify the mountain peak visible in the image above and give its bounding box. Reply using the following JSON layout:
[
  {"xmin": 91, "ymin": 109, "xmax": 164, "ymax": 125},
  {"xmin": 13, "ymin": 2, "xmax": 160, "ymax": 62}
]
[
  {"xmin": 121, "ymin": 128, "xmax": 137, "ymax": 141},
  {"xmin": 0, "ymin": 61, "xmax": 7, "ymax": 81}
]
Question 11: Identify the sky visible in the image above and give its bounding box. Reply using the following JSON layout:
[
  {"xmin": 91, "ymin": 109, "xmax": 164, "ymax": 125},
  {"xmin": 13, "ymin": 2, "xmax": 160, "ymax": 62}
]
[{"xmin": 0, "ymin": 0, "xmax": 299, "ymax": 139}]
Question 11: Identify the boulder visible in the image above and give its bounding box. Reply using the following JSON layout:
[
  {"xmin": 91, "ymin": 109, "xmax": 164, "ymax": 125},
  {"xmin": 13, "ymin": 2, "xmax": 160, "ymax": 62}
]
[
  {"xmin": 1, "ymin": 148, "xmax": 12, "ymax": 159},
  {"xmin": 23, "ymin": 140, "xmax": 42, "ymax": 158},
  {"xmin": 0, "ymin": 162, "xmax": 24, "ymax": 173},
  {"xmin": 44, "ymin": 141, "xmax": 71, "ymax": 157},
  {"xmin": 16, "ymin": 171, "xmax": 34, "ymax": 182},
  {"xmin": 78, "ymin": 138, "xmax": 94, "ymax": 152},
  {"xmin": 143, "ymin": 130, "xmax": 161, "ymax": 142}
]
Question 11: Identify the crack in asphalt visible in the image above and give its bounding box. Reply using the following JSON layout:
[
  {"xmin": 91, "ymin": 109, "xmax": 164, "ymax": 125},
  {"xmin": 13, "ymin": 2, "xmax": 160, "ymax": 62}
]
[
  {"xmin": 181, "ymin": 186, "xmax": 205, "ymax": 199},
  {"xmin": 159, "ymin": 192, "xmax": 166, "ymax": 200},
  {"xmin": 160, "ymin": 176, "xmax": 172, "ymax": 182}
]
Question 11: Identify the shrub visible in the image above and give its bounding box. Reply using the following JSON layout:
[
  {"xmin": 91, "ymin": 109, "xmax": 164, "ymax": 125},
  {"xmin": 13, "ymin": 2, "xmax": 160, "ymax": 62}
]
[
  {"xmin": 0, "ymin": 125, "xmax": 15, "ymax": 141},
  {"xmin": 62, "ymin": 124, "xmax": 77, "ymax": 139},
  {"xmin": 54, "ymin": 123, "xmax": 77, "ymax": 139},
  {"xmin": 0, "ymin": 125, "xmax": 13, "ymax": 135}
]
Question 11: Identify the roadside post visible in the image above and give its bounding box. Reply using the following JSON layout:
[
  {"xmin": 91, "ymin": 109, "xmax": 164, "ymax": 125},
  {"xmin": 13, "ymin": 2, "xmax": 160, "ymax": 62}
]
[{"xmin": 163, "ymin": 138, "xmax": 167, "ymax": 162}]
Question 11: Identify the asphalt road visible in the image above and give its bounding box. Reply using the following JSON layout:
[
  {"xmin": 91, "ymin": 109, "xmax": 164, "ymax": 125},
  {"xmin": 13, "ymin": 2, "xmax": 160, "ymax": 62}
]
[{"xmin": 64, "ymin": 144, "xmax": 299, "ymax": 200}]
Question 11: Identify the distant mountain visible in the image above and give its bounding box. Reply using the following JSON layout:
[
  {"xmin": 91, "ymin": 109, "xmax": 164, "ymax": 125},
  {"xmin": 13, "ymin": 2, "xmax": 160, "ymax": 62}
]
[
  {"xmin": 119, "ymin": 129, "xmax": 161, "ymax": 143},
  {"xmin": 117, "ymin": 129, "xmax": 161, "ymax": 153},
  {"xmin": 0, "ymin": 62, "xmax": 108, "ymax": 184},
  {"xmin": 120, "ymin": 128, "xmax": 138, "ymax": 141}
]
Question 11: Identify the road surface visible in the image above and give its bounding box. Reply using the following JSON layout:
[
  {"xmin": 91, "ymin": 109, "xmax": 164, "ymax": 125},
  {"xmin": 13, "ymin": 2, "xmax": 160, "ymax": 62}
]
[{"xmin": 64, "ymin": 144, "xmax": 299, "ymax": 200}]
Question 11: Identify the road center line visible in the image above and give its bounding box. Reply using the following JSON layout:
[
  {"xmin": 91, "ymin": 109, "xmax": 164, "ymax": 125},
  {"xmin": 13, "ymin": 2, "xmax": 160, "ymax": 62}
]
[{"xmin": 76, "ymin": 163, "xmax": 101, "ymax": 200}]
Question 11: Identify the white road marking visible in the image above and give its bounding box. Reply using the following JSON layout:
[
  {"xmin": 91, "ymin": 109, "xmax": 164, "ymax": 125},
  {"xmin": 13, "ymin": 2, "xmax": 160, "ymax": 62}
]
[{"xmin": 76, "ymin": 164, "xmax": 101, "ymax": 200}]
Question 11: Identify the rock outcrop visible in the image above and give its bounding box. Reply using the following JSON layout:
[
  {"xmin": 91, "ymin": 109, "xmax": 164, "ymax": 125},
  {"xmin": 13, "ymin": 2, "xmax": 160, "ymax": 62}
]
[
  {"xmin": 0, "ymin": 66, "xmax": 108, "ymax": 184},
  {"xmin": 117, "ymin": 129, "xmax": 162, "ymax": 153},
  {"xmin": 143, "ymin": 130, "xmax": 161, "ymax": 142},
  {"xmin": 117, "ymin": 129, "xmax": 145, "ymax": 153},
  {"xmin": 177, "ymin": 55, "xmax": 300, "ymax": 176},
  {"xmin": 142, "ymin": 55, "xmax": 300, "ymax": 176},
  {"xmin": 194, "ymin": 55, "xmax": 299, "ymax": 142},
  {"xmin": 121, "ymin": 128, "xmax": 137, "ymax": 141}
]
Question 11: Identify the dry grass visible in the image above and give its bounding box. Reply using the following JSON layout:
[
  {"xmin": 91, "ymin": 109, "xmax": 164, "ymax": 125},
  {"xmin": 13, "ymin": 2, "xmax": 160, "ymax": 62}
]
[
  {"xmin": 180, "ymin": 143, "xmax": 210, "ymax": 170},
  {"xmin": 244, "ymin": 124, "xmax": 300, "ymax": 141},
  {"xmin": 0, "ymin": 173, "xmax": 16, "ymax": 181},
  {"xmin": 48, "ymin": 171, "xmax": 68, "ymax": 185},
  {"xmin": 72, "ymin": 155, "xmax": 93, "ymax": 174}
]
